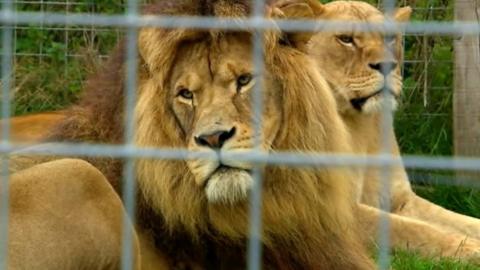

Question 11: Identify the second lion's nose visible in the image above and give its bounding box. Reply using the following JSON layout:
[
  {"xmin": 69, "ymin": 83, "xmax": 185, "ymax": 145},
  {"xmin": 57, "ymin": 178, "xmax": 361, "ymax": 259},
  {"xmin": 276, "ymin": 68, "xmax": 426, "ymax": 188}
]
[{"xmin": 368, "ymin": 61, "xmax": 398, "ymax": 75}]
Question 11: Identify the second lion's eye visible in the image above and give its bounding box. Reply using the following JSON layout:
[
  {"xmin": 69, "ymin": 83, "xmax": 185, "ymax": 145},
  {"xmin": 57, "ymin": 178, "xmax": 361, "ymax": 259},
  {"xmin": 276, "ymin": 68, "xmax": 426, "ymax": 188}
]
[
  {"xmin": 236, "ymin": 73, "xmax": 253, "ymax": 90},
  {"xmin": 178, "ymin": 88, "xmax": 193, "ymax": 99},
  {"xmin": 337, "ymin": 35, "xmax": 354, "ymax": 45}
]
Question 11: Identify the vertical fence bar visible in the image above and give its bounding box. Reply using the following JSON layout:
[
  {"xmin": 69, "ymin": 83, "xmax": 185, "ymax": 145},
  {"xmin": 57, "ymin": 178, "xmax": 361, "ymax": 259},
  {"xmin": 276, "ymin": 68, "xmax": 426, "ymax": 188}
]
[
  {"xmin": 39, "ymin": 0, "xmax": 44, "ymax": 64},
  {"xmin": 0, "ymin": 0, "xmax": 13, "ymax": 268},
  {"xmin": 378, "ymin": 0, "xmax": 397, "ymax": 268},
  {"xmin": 64, "ymin": 0, "xmax": 69, "ymax": 79},
  {"xmin": 246, "ymin": 0, "xmax": 265, "ymax": 269},
  {"xmin": 121, "ymin": 0, "xmax": 138, "ymax": 269}
]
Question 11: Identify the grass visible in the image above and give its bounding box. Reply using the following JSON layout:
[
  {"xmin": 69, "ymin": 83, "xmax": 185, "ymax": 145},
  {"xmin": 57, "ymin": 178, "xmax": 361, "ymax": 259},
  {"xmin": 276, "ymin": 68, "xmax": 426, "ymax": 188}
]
[
  {"xmin": 390, "ymin": 250, "xmax": 479, "ymax": 270},
  {"xmin": 414, "ymin": 183, "xmax": 480, "ymax": 219},
  {"xmin": 3, "ymin": 0, "xmax": 479, "ymax": 269}
]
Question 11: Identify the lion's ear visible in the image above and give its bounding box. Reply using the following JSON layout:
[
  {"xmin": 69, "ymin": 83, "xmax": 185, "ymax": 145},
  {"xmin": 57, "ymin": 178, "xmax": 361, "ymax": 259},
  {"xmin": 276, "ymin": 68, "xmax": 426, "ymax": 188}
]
[
  {"xmin": 394, "ymin": 6, "xmax": 412, "ymax": 22},
  {"xmin": 272, "ymin": 0, "xmax": 324, "ymax": 50},
  {"xmin": 276, "ymin": 0, "xmax": 324, "ymax": 18},
  {"xmin": 138, "ymin": 28, "xmax": 162, "ymax": 72},
  {"xmin": 138, "ymin": 28, "xmax": 200, "ymax": 79}
]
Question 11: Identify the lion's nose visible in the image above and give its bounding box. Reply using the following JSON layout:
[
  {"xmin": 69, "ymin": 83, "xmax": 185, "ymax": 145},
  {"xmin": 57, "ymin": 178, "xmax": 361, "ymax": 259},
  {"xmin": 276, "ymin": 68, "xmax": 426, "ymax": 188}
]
[
  {"xmin": 194, "ymin": 127, "xmax": 236, "ymax": 149},
  {"xmin": 368, "ymin": 61, "xmax": 397, "ymax": 75}
]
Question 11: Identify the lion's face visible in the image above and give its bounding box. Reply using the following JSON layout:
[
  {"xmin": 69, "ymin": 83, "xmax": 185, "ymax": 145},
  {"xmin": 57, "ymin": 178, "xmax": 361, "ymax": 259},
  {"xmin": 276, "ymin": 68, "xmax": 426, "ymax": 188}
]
[
  {"xmin": 309, "ymin": 1, "xmax": 411, "ymax": 115},
  {"xmin": 168, "ymin": 34, "xmax": 282, "ymax": 204}
]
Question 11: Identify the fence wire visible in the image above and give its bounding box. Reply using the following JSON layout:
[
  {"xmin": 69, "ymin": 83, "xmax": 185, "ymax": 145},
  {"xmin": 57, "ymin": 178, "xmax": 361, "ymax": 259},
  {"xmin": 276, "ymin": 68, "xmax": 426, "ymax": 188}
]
[
  {"xmin": 0, "ymin": 0, "xmax": 12, "ymax": 268},
  {"xmin": 1, "ymin": 0, "xmax": 479, "ymax": 270}
]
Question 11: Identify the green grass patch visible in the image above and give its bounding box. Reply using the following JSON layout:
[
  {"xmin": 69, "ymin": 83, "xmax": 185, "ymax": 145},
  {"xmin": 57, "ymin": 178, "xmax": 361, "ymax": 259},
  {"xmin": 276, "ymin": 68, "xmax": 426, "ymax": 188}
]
[
  {"xmin": 414, "ymin": 184, "xmax": 480, "ymax": 219},
  {"xmin": 391, "ymin": 250, "xmax": 479, "ymax": 270}
]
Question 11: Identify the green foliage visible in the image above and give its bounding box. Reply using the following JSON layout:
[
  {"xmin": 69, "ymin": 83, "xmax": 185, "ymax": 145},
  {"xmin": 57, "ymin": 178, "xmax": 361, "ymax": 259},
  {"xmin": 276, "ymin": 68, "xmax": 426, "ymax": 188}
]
[
  {"xmin": 10, "ymin": 3, "xmax": 123, "ymax": 115},
  {"xmin": 12, "ymin": 56, "xmax": 82, "ymax": 114},
  {"xmin": 396, "ymin": 34, "xmax": 454, "ymax": 156}
]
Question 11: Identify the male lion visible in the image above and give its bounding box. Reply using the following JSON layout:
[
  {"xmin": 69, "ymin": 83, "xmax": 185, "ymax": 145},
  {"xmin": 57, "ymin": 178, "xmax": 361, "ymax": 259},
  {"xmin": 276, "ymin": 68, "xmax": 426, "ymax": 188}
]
[
  {"xmin": 7, "ymin": 0, "xmax": 375, "ymax": 269},
  {"xmin": 308, "ymin": 0, "xmax": 480, "ymax": 262}
]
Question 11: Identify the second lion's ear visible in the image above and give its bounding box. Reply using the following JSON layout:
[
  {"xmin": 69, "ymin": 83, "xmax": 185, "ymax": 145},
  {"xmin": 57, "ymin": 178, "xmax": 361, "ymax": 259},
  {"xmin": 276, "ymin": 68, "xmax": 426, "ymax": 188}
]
[
  {"xmin": 394, "ymin": 6, "xmax": 412, "ymax": 22},
  {"xmin": 272, "ymin": 0, "xmax": 324, "ymax": 50}
]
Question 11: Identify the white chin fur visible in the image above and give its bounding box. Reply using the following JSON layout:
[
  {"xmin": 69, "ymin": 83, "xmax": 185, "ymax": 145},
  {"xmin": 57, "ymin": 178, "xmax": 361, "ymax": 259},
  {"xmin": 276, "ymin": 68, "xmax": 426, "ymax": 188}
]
[
  {"xmin": 205, "ymin": 169, "xmax": 253, "ymax": 204},
  {"xmin": 362, "ymin": 95, "xmax": 398, "ymax": 114}
]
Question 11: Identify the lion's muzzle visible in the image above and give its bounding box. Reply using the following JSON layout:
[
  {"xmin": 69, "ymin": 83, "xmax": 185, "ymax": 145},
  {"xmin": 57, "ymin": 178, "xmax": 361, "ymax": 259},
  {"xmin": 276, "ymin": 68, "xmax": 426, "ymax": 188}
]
[{"xmin": 188, "ymin": 124, "xmax": 256, "ymax": 204}]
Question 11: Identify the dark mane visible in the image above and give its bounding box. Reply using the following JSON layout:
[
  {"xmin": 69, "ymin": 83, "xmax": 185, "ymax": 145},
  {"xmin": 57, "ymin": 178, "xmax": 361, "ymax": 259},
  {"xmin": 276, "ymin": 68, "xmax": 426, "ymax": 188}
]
[{"xmin": 47, "ymin": 42, "xmax": 126, "ymax": 189}]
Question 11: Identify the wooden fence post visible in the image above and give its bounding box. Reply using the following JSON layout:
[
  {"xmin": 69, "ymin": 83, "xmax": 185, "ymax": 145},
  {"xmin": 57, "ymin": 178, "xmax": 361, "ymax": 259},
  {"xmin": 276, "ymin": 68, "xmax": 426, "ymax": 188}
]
[{"xmin": 454, "ymin": 0, "xmax": 480, "ymax": 180}]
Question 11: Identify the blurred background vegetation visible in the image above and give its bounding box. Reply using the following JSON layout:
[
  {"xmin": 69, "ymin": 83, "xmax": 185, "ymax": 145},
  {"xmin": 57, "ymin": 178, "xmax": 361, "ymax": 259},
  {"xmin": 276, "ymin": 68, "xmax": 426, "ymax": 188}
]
[{"xmin": 1, "ymin": 0, "xmax": 479, "ymax": 268}]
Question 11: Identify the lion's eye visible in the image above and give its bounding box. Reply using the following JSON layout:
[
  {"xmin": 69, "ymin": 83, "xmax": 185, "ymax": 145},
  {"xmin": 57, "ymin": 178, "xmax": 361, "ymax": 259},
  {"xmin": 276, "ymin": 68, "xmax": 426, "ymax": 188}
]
[
  {"xmin": 236, "ymin": 73, "xmax": 253, "ymax": 89},
  {"xmin": 177, "ymin": 88, "xmax": 193, "ymax": 100},
  {"xmin": 337, "ymin": 35, "xmax": 354, "ymax": 45}
]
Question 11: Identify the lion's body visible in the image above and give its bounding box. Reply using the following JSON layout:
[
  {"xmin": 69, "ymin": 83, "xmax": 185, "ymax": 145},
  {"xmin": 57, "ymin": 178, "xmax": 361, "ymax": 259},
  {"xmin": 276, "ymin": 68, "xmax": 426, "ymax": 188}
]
[
  {"xmin": 341, "ymin": 113, "xmax": 411, "ymax": 209},
  {"xmin": 0, "ymin": 111, "xmax": 66, "ymax": 142},
  {"xmin": 8, "ymin": 159, "xmax": 140, "ymax": 270},
  {"xmin": 33, "ymin": 0, "xmax": 375, "ymax": 269},
  {"xmin": 308, "ymin": 0, "xmax": 480, "ymax": 262}
]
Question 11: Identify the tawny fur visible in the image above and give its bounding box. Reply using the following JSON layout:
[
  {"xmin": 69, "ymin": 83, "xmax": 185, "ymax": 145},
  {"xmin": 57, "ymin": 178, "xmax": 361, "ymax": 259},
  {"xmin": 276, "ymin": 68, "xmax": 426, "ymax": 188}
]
[
  {"xmin": 7, "ymin": 159, "xmax": 140, "ymax": 270},
  {"xmin": 35, "ymin": 0, "xmax": 376, "ymax": 269},
  {"xmin": 308, "ymin": 0, "xmax": 480, "ymax": 263},
  {"xmin": 0, "ymin": 111, "xmax": 66, "ymax": 142}
]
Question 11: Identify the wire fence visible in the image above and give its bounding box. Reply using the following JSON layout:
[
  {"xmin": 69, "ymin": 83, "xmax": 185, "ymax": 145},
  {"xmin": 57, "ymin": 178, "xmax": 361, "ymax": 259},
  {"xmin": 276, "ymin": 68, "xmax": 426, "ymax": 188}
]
[
  {"xmin": 0, "ymin": 0, "xmax": 461, "ymax": 159},
  {"xmin": 1, "ymin": 0, "xmax": 479, "ymax": 269}
]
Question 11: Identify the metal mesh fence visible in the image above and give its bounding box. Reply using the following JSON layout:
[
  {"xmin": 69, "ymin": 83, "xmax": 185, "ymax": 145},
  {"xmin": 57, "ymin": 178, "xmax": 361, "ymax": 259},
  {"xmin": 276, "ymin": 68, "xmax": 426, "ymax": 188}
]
[
  {"xmin": 0, "ymin": 0, "xmax": 461, "ymax": 158},
  {"xmin": 0, "ymin": 0, "xmax": 479, "ymax": 269}
]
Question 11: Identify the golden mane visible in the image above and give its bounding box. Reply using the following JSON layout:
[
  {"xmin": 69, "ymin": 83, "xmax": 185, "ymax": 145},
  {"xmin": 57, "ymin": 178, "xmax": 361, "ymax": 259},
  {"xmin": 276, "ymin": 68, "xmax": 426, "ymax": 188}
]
[{"xmin": 49, "ymin": 0, "xmax": 374, "ymax": 268}]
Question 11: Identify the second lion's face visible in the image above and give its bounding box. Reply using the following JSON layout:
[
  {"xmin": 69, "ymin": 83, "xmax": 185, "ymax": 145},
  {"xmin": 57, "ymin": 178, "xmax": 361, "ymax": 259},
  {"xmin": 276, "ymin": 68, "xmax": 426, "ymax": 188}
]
[
  {"xmin": 309, "ymin": 2, "xmax": 411, "ymax": 115},
  {"xmin": 169, "ymin": 33, "xmax": 282, "ymax": 205}
]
